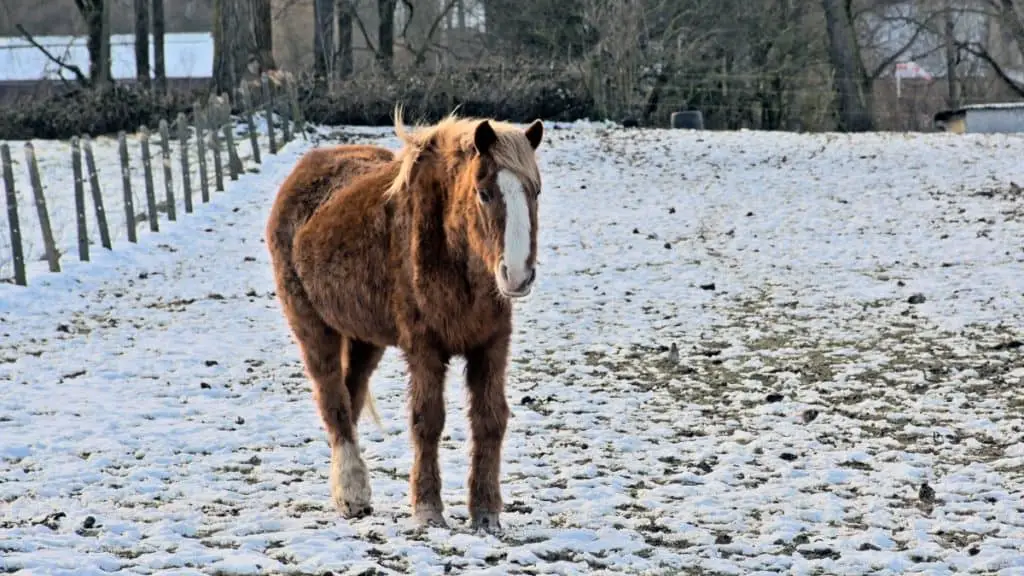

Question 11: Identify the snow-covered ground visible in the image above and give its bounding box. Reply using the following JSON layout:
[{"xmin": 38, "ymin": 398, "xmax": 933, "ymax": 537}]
[{"xmin": 2, "ymin": 124, "xmax": 1024, "ymax": 575}]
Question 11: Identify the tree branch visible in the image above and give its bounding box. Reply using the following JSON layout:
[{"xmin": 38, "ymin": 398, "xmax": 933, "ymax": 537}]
[
  {"xmin": 15, "ymin": 23, "xmax": 91, "ymax": 86},
  {"xmin": 868, "ymin": 12, "xmax": 941, "ymax": 79},
  {"xmin": 411, "ymin": 0, "xmax": 459, "ymax": 64},
  {"xmin": 959, "ymin": 41, "xmax": 1024, "ymax": 98},
  {"xmin": 352, "ymin": 9, "xmax": 378, "ymax": 57}
]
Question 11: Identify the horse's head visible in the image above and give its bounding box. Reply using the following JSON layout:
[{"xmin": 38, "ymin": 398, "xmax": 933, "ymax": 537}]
[{"xmin": 459, "ymin": 119, "xmax": 544, "ymax": 300}]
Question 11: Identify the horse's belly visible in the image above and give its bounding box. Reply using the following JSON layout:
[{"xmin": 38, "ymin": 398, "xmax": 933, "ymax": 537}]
[
  {"xmin": 294, "ymin": 213, "xmax": 398, "ymax": 347},
  {"xmin": 321, "ymin": 276, "xmax": 398, "ymax": 347}
]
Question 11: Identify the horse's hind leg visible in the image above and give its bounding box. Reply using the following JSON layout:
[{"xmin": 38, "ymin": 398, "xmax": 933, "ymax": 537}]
[{"xmin": 289, "ymin": 309, "xmax": 373, "ymax": 518}]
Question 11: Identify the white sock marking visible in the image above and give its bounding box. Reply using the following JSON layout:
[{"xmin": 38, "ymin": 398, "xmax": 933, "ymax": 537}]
[
  {"xmin": 499, "ymin": 170, "xmax": 531, "ymax": 288},
  {"xmin": 331, "ymin": 440, "xmax": 371, "ymax": 509}
]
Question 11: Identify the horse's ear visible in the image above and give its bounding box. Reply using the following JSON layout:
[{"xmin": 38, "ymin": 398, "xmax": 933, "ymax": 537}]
[
  {"xmin": 524, "ymin": 119, "xmax": 543, "ymax": 150},
  {"xmin": 474, "ymin": 120, "xmax": 497, "ymax": 155}
]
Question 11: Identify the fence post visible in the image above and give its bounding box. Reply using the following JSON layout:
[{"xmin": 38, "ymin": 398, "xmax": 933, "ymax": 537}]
[
  {"xmin": 209, "ymin": 103, "xmax": 225, "ymax": 192},
  {"xmin": 281, "ymin": 85, "xmax": 293, "ymax": 144},
  {"xmin": 287, "ymin": 73, "xmax": 305, "ymax": 140},
  {"xmin": 240, "ymin": 83, "xmax": 261, "ymax": 164},
  {"xmin": 117, "ymin": 132, "xmax": 137, "ymax": 243},
  {"xmin": 177, "ymin": 112, "xmax": 193, "ymax": 214},
  {"xmin": 71, "ymin": 136, "xmax": 89, "ymax": 262},
  {"xmin": 140, "ymin": 126, "xmax": 159, "ymax": 232},
  {"xmin": 82, "ymin": 136, "xmax": 112, "ymax": 250},
  {"xmin": 220, "ymin": 96, "xmax": 242, "ymax": 181},
  {"xmin": 24, "ymin": 143, "xmax": 60, "ymax": 272},
  {"xmin": 262, "ymin": 74, "xmax": 277, "ymax": 155},
  {"xmin": 158, "ymin": 119, "xmax": 176, "ymax": 221},
  {"xmin": 194, "ymin": 102, "xmax": 210, "ymax": 203},
  {"xmin": 1, "ymin": 144, "xmax": 26, "ymax": 285}
]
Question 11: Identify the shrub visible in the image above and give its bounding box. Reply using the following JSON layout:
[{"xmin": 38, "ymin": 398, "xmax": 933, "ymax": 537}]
[{"xmin": 0, "ymin": 65, "xmax": 597, "ymax": 141}]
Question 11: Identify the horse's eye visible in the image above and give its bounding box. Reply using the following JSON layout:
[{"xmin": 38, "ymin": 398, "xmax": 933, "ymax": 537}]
[{"xmin": 477, "ymin": 187, "xmax": 493, "ymax": 203}]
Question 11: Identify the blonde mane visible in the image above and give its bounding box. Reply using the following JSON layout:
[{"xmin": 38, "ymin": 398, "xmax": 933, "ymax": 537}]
[{"xmin": 384, "ymin": 106, "xmax": 541, "ymax": 198}]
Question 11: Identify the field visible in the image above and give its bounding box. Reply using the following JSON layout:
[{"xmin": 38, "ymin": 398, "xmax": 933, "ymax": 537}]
[{"xmin": 2, "ymin": 124, "xmax": 1024, "ymax": 575}]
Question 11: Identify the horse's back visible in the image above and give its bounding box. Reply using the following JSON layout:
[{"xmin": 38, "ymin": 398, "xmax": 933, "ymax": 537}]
[{"xmin": 268, "ymin": 144, "xmax": 394, "ymax": 234}]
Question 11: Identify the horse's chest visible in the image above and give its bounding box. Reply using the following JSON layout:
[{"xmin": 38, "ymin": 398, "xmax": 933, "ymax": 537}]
[{"xmin": 404, "ymin": 285, "xmax": 507, "ymax": 354}]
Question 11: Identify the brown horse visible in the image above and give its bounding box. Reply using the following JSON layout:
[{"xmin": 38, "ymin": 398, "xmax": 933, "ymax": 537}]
[{"xmin": 265, "ymin": 109, "xmax": 544, "ymax": 533}]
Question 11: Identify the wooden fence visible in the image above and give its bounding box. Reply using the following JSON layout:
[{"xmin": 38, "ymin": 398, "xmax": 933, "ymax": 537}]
[{"xmin": 0, "ymin": 72, "xmax": 305, "ymax": 287}]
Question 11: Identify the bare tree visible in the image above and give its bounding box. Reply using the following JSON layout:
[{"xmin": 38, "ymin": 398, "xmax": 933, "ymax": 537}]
[
  {"xmin": 134, "ymin": 0, "xmax": 151, "ymax": 89},
  {"xmin": 154, "ymin": 0, "xmax": 167, "ymax": 94},
  {"xmin": 943, "ymin": 0, "xmax": 959, "ymax": 107},
  {"xmin": 72, "ymin": 0, "xmax": 112, "ymax": 85},
  {"xmin": 953, "ymin": 0, "xmax": 1024, "ymax": 97},
  {"xmin": 379, "ymin": 0, "xmax": 397, "ymax": 71},
  {"xmin": 213, "ymin": 0, "xmax": 274, "ymax": 93},
  {"xmin": 338, "ymin": 0, "xmax": 355, "ymax": 78},
  {"xmin": 254, "ymin": 0, "xmax": 277, "ymax": 71},
  {"xmin": 821, "ymin": 0, "xmax": 874, "ymax": 131},
  {"xmin": 98, "ymin": 0, "xmax": 112, "ymax": 87},
  {"xmin": 314, "ymin": 0, "xmax": 334, "ymax": 79}
]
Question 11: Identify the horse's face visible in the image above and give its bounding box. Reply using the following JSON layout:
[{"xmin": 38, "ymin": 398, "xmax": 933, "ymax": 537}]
[{"xmin": 466, "ymin": 119, "xmax": 544, "ymax": 300}]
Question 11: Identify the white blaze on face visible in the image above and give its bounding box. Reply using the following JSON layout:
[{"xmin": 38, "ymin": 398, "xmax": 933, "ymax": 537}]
[{"xmin": 498, "ymin": 169, "xmax": 532, "ymax": 290}]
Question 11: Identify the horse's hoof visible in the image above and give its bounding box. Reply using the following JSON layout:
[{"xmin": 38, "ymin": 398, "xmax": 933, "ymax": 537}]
[
  {"xmin": 413, "ymin": 507, "xmax": 448, "ymax": 528},
  {"xmin": 339, "ymin": 501, "xmax": 373, "ymax": 519},
  {"xmin": 470, "ymin": 511, "xmax": 503, "ymax": 535}
]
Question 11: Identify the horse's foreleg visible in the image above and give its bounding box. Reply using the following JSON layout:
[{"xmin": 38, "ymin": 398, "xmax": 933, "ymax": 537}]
[
  {"xmin": 464, "ymin": 332, "xmax": 511, "ymax": 534},
  {"xmin": 301, "ymin": 327, "xmax": 372, "ymax": 519},
  {"xmin": 406, "ymin": 344, "xmax": 450, "ymax": 527}
]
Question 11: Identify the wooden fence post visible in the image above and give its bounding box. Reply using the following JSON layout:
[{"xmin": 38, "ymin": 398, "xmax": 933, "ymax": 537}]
[
  {"xmin": 117, "ymin": 132, "xmax": 137, "ymax": 243},
  {"xmin": 220, "ymin": 95, "xmax": 242, "ymax": 181},
  {"xmin": 177, "ymin": 113, "xmax": 193, "ymax": 213},
  {"xmin": 158, "ymin": 119, "xmax": 176, "ymax": 221},
  {"xmin": 1, "ymin": 143, "xmax": 26, "ymax": 285},
  {"xmin": 71, "ymin": 136, "xmax": 89, "ymax": 262},
  {"xmin": 287, "ymin": 73, "xmax": 305, "ymax": 140},
  {"xmin": 194, "ymin": 102, "xmax": 210, "ymax": 203},
  {"xmin": 240, "ymin": 83, "xmax": 261, "ymax": 164},
  {"xmin": 262, "ymin": 74, "xmax": 277, "ymax": 155},
  {"xmin": 82, "ymin": 136, "xmax": 112, "ymax": 250},
  {"xmin": 139, "ymin": 126, "xmax": 159, "ymax": 232},
  {"xmin": 209, "ymin": 103, "xmax": 225, "ymax": 192},
  {"xmin": 24, "ymin": 143, "xmax": 60, "ymax": 272},
  {"xmin": 281, "ymin": 85, "xmax": 293, "ymax": 144}
]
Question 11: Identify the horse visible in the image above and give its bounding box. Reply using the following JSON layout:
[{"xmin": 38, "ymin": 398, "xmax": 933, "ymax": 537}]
[{"xmin": 265, "ymin": 108, "xmax": 545, "ymax": 534}]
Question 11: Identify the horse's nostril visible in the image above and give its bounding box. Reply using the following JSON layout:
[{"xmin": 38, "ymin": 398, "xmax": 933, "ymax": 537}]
[{"xmin": 500, "ymin": 263, "xmax": 509, "ymax": 280}]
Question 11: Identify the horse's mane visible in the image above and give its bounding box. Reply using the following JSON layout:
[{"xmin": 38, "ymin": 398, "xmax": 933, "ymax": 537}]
[{"xmin": 384, "ymin": 106, "xmax": 540, "ymax": 199}]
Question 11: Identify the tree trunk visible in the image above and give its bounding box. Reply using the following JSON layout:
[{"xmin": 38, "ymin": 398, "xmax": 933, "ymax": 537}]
[
  {"xmin": 98, "ymin": 0, "xmax": 112, "ymax": 88},
  {"xmin": 378, "ymin": 0, "xmax": 396, "ymax": 72},
  {"xmin": 314, "ymin": 0, "xmax": 334, "ymax": 79},
  {"xmin": 338, "ymin": 0, "xmax": 354, "ymax": 78},
  {"xmin": 821, "ymin": 0, "xmax": 873, "ymax": 131},
  {"xmin": 213, "ymin": 0, "xmax": 257, "ymax": 94},
  {"xmin": 944, "ymin": 3, "xmax": 959, "ymax": 108},
  {"xmin": 253, "ymin": 0, "xmax": 276, "ymax": 71},
  {"xmin": 153, "ymin": 0, "xmax": 167, "ymax": 95},
  {"xmin": 134, "ymin": 0, "xmax": 150, "ymax": 88},
  {"xmin": 74, "ymin": 1, "xmax": 109, "ymax": 84}
]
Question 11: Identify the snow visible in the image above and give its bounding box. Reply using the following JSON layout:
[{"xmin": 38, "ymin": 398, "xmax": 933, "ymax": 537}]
[
  {"xmin": 0, "ymin": 33, "xmax": 212, "ymax": 82},
  {"xmin": 2, "ymin": 123, "xmax": 1024, "ymax": 575}
]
